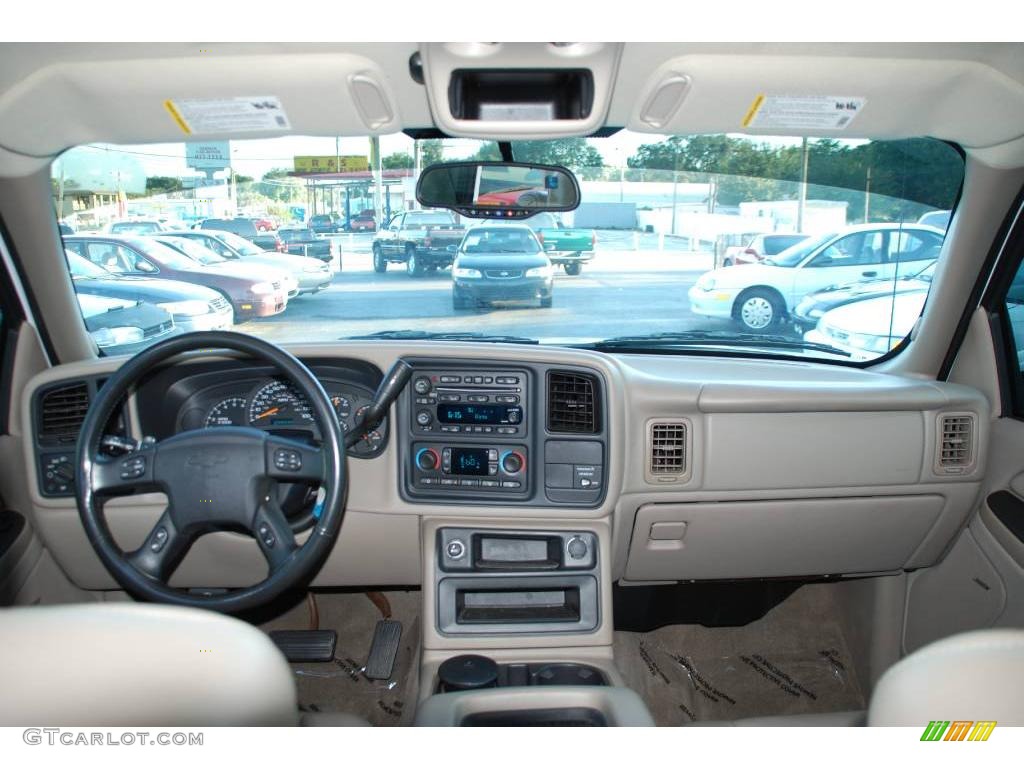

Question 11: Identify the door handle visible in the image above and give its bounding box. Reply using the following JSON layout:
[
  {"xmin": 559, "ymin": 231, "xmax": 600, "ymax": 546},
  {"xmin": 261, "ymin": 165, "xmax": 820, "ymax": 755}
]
[{"xmin": 861, "ymin": 271, "xmax": 878, "ymax": 277}]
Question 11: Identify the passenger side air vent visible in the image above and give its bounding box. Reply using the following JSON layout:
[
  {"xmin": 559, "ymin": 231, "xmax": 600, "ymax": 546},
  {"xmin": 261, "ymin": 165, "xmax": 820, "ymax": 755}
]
[
  {"xmin": 646, "ymin": 419, "xmax": 692, "ymax": 484},
  {"xmin": 38, "ymin": 382, "xmax": 90, "ymax": 445},
  {"xmin": 936, "ymin": 413, "xmax": 976, "ymax": 474},
  {"xmin": 547, "ymin": 371, "xmax": 600, "ymax": 434}
]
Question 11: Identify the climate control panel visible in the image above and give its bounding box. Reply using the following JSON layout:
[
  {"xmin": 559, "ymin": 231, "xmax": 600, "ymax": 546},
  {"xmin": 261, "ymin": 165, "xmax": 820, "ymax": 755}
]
[{"xmin": 411, "ymin": 442, "xmax": 529, "ymax": 496}]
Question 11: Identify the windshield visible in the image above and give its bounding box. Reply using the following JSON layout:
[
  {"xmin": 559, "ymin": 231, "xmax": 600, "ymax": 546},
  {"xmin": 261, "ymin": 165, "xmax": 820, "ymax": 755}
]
[
  {"xmin": 766, "ymin": 234, "xmax": 835, "ymax": 267},
  {"xmin": 461, "ymin": 228, "xmax": 541, "ymax": 254},
  {"xmin": 158, "ymin": 236, "xmax": 225, "ymax": 265},
  {"xmin": 51, "ymin": 133, "xmax": 963, "ymax": 360},
  {"xmin": 124, "ymin": 237, "xmax": 202, "ymax": 270}
]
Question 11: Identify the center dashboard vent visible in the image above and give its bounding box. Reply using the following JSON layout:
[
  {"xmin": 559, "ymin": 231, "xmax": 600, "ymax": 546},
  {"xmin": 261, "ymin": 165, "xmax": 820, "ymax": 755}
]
[
  {"xmin": 936, "ymin": 413, "xmax": 976, "ymax": 474},
  {"xmin": 547, "ymin": 371, "xmax": 600, "ymax": 434},
  {"xmin": 38, "ymin": 382, "xmax": 90, "ymax": 445},
  {"xmin": 646, "ymin": 419, "xmax": 692, "ymax": 483}
]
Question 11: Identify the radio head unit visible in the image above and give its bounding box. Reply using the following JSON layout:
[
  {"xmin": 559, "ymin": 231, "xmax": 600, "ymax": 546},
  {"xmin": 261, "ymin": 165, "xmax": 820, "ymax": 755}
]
[{"xmin": 410, "ymin": 368, "xmax": 527, "ymax": 438}]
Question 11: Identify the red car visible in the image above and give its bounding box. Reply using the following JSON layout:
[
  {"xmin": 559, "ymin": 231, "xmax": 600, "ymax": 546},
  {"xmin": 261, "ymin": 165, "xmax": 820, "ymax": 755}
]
[
  {"xmin": 348, "ymin": 210, "xmax": 377, "ymax": 232},
  {"xmin": 252, "ymin": 217, "xmax": 276, "ymax": 232}
]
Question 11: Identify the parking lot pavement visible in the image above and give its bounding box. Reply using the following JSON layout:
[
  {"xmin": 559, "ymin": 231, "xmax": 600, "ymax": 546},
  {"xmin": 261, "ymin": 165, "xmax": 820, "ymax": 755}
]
[{"xmin": 237, "ymin": 248, "xmax": 735, "ymax": 344}]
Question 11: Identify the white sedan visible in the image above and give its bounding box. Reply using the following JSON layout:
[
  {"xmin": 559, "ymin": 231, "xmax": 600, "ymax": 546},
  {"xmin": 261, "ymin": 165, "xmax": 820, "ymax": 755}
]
[
  {"xmin": 688, "ymin": 223, "xmax": 944, "ymax": 332},
  {"xmin": 804, "ymin": 290, "xmax": 928, "ymax": 360}
]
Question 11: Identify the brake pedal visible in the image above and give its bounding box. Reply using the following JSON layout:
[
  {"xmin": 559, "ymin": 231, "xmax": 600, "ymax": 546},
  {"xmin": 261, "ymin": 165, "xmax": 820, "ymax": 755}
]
[
  {"xmin": 270, "ymin": 629, "xmax": 337, "ymax": 663},
  {"xmin": 364, "ymin": 619, "xmax": 402, "ymax": 680}
]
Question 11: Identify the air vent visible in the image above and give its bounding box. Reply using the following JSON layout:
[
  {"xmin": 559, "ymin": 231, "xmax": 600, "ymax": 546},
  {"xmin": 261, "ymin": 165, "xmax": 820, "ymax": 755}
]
[
  {"xmin": 937, "ymin": 413, "xmax": 975, "ymax": 473},
  {"xmin": 646, "ymin": 419, "xmax": 692, "ymax": 483},
  {"xmin": 547, "ymin": 371, "xmax": 600, "ymax": 434},
  {"xmin": 38, "ymin": 382, "xmax": 90, "ymax": 444}
]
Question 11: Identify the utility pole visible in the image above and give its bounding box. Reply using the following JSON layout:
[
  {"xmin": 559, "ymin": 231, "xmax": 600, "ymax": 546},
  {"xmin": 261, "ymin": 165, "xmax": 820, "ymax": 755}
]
[
  {"xmin": 864, "ymin": 166, "xmax": 872, "ymax": 223},
  {"xmin": 370, "ymin": 136, "xmax": 383, "ymax": 226},
  {"xmin": 797, "ymin": 137, "xmax": 809, "ymax": 232},
  {"xmin": 670, "ymin": 149, "xmax": 679, "ymax": 235}
]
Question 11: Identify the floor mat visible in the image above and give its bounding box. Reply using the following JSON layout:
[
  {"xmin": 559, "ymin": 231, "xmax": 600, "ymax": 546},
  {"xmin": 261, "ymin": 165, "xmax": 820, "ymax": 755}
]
[
  {"xmin": 261, "ymin": 589, "xmax": 421, "ymax": 726},
  {"xmin": 614, "ymin": 583, "xmax": 864, "ymax": 725}
]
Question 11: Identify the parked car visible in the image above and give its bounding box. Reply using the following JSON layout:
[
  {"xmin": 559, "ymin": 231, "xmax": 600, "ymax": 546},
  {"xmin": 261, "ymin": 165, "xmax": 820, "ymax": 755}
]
[
  {"xmin": 277, "ymin": 227, "xmax": 336, "ymax": 265},
  {"xmin": 713, "ymin": 231, "xmax": 764, "ymax": 268},
  {"xmin": 721, "ymin": 232, "xmax": 812, "ymax": 267},
  {"xmin": 918, "ymin": 209, "xmax": 952, "ymax": 232},
  {"xmin": 153, "ymin": 235, "xmax": 300, "ymax": 299},
  {"xmin": 485, "ymin": 212, "xmax": 595, "ymax": 275},
  {"xmin": 451, "ymin": 225, "xmax": 553, "ymax": 309},
  {"xmin": 309, "ymin": 213, "xmax": 344, "ymax": 235},
  {"xmin": 65, "ymin": 250, "xmax": 233, "ymax": 332},
  {"xmin": 159, "ymin": 230, "xmax": 333, "ymax": 294},
  {"xmin": 64, "ymin": 235, "xmax": 288, "ymax": 321},
  {"xmin": 348, "ymin": 210, "xmax": 377, "ymax": 232},
  {"xmin": 108, "ymin": 219, "xmax": 165, "ymax": 235},
  {"xmin": 373, "ymin": 210, "xmax": 465, "ymax": 276},
  {"xmin": 804, "ymin": 289, "xmax": 929, "ymax": 361},
  {"xmin": 251, "ymin": 216, "xmax": 276, "ymax": 232},
  {"xmin": 688, "ymin": 223, "xmax": 944, "ymax": 332},
  {"xmin": 199, "ymin": 218, "xmax": 283, "ymax": 252},
  {"xmin": 77, "ymin": 292, "xmax": 182, "ymax": 356},
  {"xmin": 792, "ymin": 261, "xmax": 936, "ymax": 331}
]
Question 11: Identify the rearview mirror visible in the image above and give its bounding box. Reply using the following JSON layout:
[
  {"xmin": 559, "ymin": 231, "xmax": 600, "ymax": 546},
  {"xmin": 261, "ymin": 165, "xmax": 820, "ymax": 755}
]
[{"xmin": 416, "ymin": 161, "xmax": 581, "ymax": 219}]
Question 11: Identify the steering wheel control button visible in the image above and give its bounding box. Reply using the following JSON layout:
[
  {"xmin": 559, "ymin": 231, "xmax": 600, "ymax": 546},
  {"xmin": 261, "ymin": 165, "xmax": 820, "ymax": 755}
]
[
  {"xmin": 119, "ymin": 455, "xmax": 147, "ymax": 480},
  {"xmin": 150, "ymin": 526, "xmax": 169, "ymax": 553},
  {"xmin": 257, "ymin": 522, "xmax": 276, "ymax": 548},
  {"xmin": 446, "ymin": 539, "xmax": 466, "ymax": 560},
  {"xmin": 273, "ymin": 448, "xmax": 302, "ymax": 472}
]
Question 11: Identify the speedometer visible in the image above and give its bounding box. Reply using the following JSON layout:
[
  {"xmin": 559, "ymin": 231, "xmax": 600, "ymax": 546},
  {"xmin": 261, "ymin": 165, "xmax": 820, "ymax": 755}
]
[
  {"xmin": 205, "ymin": 396, "xmax": 248, "ymax": 427},
  {"xmin": 248, "ymin": 380, "xmax": 313, "ymax": 427}
]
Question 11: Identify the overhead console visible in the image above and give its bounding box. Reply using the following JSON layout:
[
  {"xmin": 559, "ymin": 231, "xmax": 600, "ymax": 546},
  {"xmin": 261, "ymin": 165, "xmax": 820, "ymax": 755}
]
[
  {"xmin": 417, "ymin": 42, "xmax": 623, "ymax": 139},
  {"xmin": 399, "ymin": 360, "xmax": 607, "ymax": 507}
]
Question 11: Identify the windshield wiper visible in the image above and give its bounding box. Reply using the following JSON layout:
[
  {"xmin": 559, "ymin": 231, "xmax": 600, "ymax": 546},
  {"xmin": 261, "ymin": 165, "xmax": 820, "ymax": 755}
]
[
  {"xmin": 343, "ymin": 330, "xmax": 539, "ymax": 344},
  {"xmin": 581, "ymin": 331, "xmax": 851, "ymax": 358}
]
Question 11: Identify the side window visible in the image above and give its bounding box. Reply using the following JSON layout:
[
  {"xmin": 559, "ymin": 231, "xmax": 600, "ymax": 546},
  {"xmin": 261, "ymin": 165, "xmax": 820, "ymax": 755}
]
[
  {"xmin": 810, "ymin": 232, "xmax": 883, "ymax": 267},
  {"xmin": 203, "ymin": 238, "xmax": 232, "ymax": 258},
  {"xmin": 889, "ymin": 231, "xmax": 942, "ymax": 264},
  {"xmin": 64, "ymin": 241, "xmax": 86, "ymax": 257},
  {"xmin": 1003, "ymin": 266, "xmax": 1024, "ymax": 381},
  {"xmin": 388, "ymin": 213, "xmax": 403, "ymax": 230}
]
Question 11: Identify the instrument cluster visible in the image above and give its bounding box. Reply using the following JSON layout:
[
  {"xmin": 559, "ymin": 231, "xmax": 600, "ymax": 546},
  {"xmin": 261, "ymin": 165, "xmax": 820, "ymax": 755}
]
[{"xmin": 177, "ymin": 377, "xmax": 385, "ymax": 457}]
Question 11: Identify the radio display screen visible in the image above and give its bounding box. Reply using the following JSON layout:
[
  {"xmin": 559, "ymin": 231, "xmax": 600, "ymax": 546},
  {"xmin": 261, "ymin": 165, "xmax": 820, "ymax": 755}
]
[
  {"xmin": 438, "ymin": 404, "xmax": 521, "ymax": 425},
  {"xmin": 449, "ymin": 447, "xmax": 490, "ymax": 476}
]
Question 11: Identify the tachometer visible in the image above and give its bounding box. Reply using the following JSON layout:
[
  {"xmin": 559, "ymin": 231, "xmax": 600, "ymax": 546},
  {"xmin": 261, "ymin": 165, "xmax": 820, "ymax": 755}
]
[
  {"xmin": 205, "ymin": 396, "xmax": 248, "ymax": 427},
  {"xmin": 248, "ymin": 380, "xmax": 313, "ymax": 427}
]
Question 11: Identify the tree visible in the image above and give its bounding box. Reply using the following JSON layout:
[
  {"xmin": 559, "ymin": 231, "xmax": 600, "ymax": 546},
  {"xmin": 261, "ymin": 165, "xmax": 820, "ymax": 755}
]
[
  {"xmin": 466, "ymin": 139, "xmax": 605, "ymax": 171},
  {"xmin": 418, "ymin": 139, "xmax": 444, "ymax": 167},
  {"xmin": 145, "ymin": 176, "xmax": 184, "ymax": 196},
  {"xmin": 259, "ymin": 167, "xmax": 304, "ymax": 203},
  {"xmin": 382, "ymin": 152, "xmax": 414, "ymax": 170}
]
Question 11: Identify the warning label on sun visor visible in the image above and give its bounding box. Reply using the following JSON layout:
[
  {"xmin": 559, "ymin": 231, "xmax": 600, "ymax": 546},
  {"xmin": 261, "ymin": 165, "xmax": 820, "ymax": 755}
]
[
  {"xmin": 164, "ymin": 96, "xmax": 292, "ymax": 135},
  {"xmin": 742, "ymin": 94, "xmax": 865, "ymax": 131}
]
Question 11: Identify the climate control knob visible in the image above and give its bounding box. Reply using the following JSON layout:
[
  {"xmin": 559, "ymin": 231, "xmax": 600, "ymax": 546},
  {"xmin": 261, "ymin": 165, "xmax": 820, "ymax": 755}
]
[
  {"xmin": 415, "ymin": 448, "xmax": 440, "ymax": 471},
  {"xmin": 500, "ymin": 451, "xmax": 524, "ymax": 474},
  {"xmin": 416, "ymin": 409, "xmax": 433, "ymax": 427},
  {"xmin": 413, "ymin": 376, "xmax": 432, "ymax": 395}
]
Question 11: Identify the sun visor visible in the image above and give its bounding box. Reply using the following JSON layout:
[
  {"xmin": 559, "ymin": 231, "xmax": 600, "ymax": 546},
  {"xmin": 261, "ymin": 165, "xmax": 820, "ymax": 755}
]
[
  {"xmin": 625, "ymin": 54, "xmax": 1024, "ymax": 149},
  {"xmin": 0, "ymin": 53, "xmax": 401, "ymax": 157}
]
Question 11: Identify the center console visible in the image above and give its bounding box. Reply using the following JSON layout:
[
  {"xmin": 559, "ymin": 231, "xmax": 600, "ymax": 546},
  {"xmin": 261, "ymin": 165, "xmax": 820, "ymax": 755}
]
[{"xmin": 436, "ymin": 527, "xmax": 600, "ymax": 635}]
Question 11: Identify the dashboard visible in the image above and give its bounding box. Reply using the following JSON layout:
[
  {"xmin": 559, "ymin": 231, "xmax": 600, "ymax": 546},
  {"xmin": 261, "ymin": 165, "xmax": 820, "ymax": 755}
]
[{"xmin": 20, "ymin": 342, "xmax": 992, "ymax": 595}]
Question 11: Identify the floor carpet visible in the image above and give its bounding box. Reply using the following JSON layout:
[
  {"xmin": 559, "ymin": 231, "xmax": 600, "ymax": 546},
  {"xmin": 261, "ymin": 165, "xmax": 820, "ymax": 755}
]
[{"xmin": 613, "ymin": 583, "xmax": 865, "ymax": 725}]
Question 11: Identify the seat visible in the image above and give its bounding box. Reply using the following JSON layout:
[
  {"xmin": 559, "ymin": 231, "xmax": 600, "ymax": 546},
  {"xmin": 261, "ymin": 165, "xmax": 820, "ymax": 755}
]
[
  {"xmin": 0, "ymin": 603, "xmax": 300, "ymax": 726},
  {"xmin": 687, "ymin": 628, "xmax": 1024, "ymax": 727}
]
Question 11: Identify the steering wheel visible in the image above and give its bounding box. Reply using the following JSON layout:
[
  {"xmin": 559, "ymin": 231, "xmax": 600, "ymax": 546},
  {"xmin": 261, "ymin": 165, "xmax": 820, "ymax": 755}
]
[{"xmin": 74, "ymin": 332, "xmax": 350, "ymax": 614}]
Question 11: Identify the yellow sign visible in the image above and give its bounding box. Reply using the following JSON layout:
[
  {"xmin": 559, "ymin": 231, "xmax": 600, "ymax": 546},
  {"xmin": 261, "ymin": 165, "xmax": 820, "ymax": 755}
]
[{"xmin": 294, "ymin": 155, "xmax": 369, "ymax": 174}]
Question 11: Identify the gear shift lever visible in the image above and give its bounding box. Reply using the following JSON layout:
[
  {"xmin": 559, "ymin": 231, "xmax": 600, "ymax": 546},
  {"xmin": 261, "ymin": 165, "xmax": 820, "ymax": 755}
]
[{"xmin": 345, "ymin": 359, "xmax": 413, "ymax": 448}]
